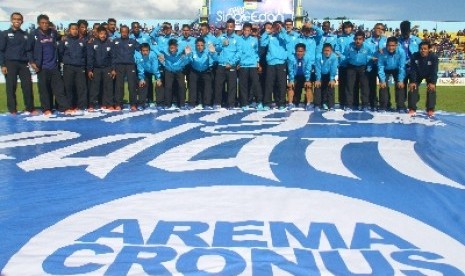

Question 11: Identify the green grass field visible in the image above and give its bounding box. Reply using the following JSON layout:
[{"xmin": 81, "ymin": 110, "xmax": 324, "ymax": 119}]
[{"xmin": 0, "ymin": 83, "xmax": 464, "ymax": 113}]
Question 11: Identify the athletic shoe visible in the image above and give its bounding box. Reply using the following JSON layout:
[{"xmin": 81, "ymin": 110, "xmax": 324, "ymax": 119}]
[
  {"xmin": 249, "ymin": 102, "xmax": 257, "ymax": 109},
  {"xmin": 278, "ymin": 105, "xmax": 286, "ymax": 111},
  {"xmin": 344, "ymin": 107, "xmax": 353, "ymax": 112},
  {"xmin": 314, "ymin": 106, "xmax": 321, "ymax": 112},
  {"xmin": 156, "ymin": 105, "xmax": 164, "ymax": 111},
  {"xmin": 427, "ymin": 110, "xmax": 435, "ymax": 117},
  {"xmin": 130, "ymin": 105, "xmax": 137, "ymax": 111},
  {"xmin": 322, "ymin": 104, "xmax": 329, "ymax": 110},
  {"xmin": 213, "ymin": 104, "xmax": 222, "ymax": 110},
  {"xmin": 43, "ymin": 110, "xmax": 53, "ymax": 116},
  {"xmin": 263, "ymin": 105, "xmax": 270, "ymax": 111},
  {"xmin": 408, "ymin": 109, "xmax": 416, "ymax": 116},
  {"xmin": 256, "ymin": 103, "xmax": 264, "ymax": 111},
  {"xmin": 204, "ymin": 105, "xmax": 213, "ymax": 110},
  {"xmin": 329, "ymin": 107, "xmax": 336, "ymax": 111},
  {"xmin": 287, "ymin": 103, "xmax": 295, "ymax": 110},
  {"xmin": 195, "ymin": 104, "xmax": 203, "ymax": 110},
  {"xmin": 137, "ymin": 106, "xmax": 144, "ymax": 111},
  {"xmin": 398, "ymin": 108, "xmax": 407, "ymax": 114},
  {"xmin": 87, "ymin": 106, "xmax": 95, "ymax": 112},
  {"xmin": 242, "ymin": 106, "xmax": 249, "ymax": 111},
  {"xmin": 63, "ymin": 109, "xmax": 74, "ymax": 115},
  {"xmin": 305, "ymin": 104, "xmax": 313, "ymax": 111},
  {"xmin": 74, "ymin": 109, "xmax": 85, "ymax": 116},
  {"xmin": 362, "ymin": 106, "xmax": 369, "ymax": 112},
  {"xmin": 378, "ymin": 109, "xmax": 386, "ymax": 113},
  {"xmin": 114, "ymin": 106, "xmax": 122, "ymax": 111}
]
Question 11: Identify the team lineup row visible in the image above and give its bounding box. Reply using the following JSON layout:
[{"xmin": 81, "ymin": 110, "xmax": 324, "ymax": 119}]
[{"xmin": 0, "ymin": 13, "xmax": 438, "ymax": 117}]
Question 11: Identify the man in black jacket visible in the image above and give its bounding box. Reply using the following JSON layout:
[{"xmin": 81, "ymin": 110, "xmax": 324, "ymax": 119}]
[
  {"xmin": 0, "ymin": 12, "xmax": 36, "ymax": 115},
  {"xmin": 408, "ymin": 41, "xmax": 438, "ymax": 117}
]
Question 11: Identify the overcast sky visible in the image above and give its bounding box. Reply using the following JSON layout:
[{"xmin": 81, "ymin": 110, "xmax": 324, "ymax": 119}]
[{"xmin": 0, "ymin": 0, "xmax": 464, "ymax": 22}]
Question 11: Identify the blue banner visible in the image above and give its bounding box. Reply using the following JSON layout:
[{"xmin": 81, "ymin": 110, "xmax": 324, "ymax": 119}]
[{"xmin": 1, "ymin": 109, "xmax": 465, "ymax": 274}]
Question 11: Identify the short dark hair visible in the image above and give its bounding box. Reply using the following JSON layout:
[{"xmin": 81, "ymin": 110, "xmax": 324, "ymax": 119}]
[
  {"xmin": 68, "ymin": 23, "xmax": 78, "ymax": 29},
  {"xmin": 226, "ymin": 18, "xmax": 235, "ymax": 25},
  {"xmin": 93, "ymin": 23, "xmax": 101, "ymax": 28},
  {"xmin": 107, "ymin": 18, "xmax": 117, "ymax": 24},
  {"xmin": 182, "ymin": 24, "xmax": 190, "ymax": 30},
  {"xmin": 400, "ymin": 20, "xmax": 411, "ymax": 33},
  {"xmin": 295, "ymin": 43, "xmax": 306, "ymax": 51},
  {"xmin": 77, "ymin": 19, "xmax": 88, "ymax": 28},
  {"xmin": 284, "ymin": 18, "xmax": 293, "ymax": 24},
  {"xmin": 200, "ymin": 22, "xmax": 209, "ymax": 29},
  {"xmin": 243, "ymin": 22, "xmax": 252, "ymax": 30},
  {"xmin": 386, "ymin": 36, "xmax": 398, "ymax": 44},
  {"xmin": 37, "ymin": 14, "xmax": 49, "ymax": 23},
  {"xmin": 131, "ymin": 21, "xmax": 140, "ymax": 28},
  {"xmin": 10, "ymin": 12, "xmax": 23, "ymax": 21},
  {"xmin": 273, "ymin": 21, "xmax": 283, "ymax": 27},
  {"xmin": 355, "ymin": 30, "xmax": 365, "ymax": 39},
  {"xmin": 120, "ymin": 25, "xmax": 129, "ymax": 32},
  {"xmin": 323, "ymin": 43, "xmax": 333, "ymax": 50},
  {"xmin": 419, "ymin": 41, "xmax": 431, "ymax": 49},
  {"xmin": 168, "ymin": 38, "xmax": 178, "ymax": 46},
  {"xmin": 342, "ymin": 21, "xmax": 353, "ymax": 29},
  {"xmin": 97, "ymin": 26, "xmax": 107, "ymax": 33},
  {"xmin": 195, "ymin": 37, "xmax": 205, "ymax": 44},
  {"xmin": 140, "ymin": 43, "xmax": 150, "ymax": 50}
]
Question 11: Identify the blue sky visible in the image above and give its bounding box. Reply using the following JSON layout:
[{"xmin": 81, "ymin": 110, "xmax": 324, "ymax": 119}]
[{"xmin": 0, "ymin": 0, "xmax": 463, "ymax": 23}]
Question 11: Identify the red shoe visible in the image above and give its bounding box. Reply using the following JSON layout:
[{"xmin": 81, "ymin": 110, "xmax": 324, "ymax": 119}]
[
  {"xmin": 30, "ymin": 109, "xmax": 39, "ymax": 116},
  {"xmin": 88, "ymin": 106, "xmax": 95, "ymax": 112},
  {"xmin": 130, "ymin": 105, "xmax": 137, "ymax": 111},
  {"xmin": 427, "ymin": 110, "xmax": 435, "ymax": 117},
  {"xmin": 107, "ymin": 106, "xmax": 115, "ymax": 111},
  {"xmin": 114, "ymin": 105, "xmax": 122, "ymax": 111},
  {"xmin": 43, "ymin": 110, "xmax": 52, "ymax": 116},
  {"xmin": 408, "ymin": 109, "xmax": 416, "ymax": 116}
]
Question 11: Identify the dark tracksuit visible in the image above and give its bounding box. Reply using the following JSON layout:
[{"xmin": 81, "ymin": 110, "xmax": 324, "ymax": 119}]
[
  {"xmin": 33, "ymin": 28, "xmax": 70, "ymax": 112},
  {"xmin": 59, "ymin": 36, "xmax": 87, "ymax": 109},
  {"xmin": 87, "ymin": 38, "xmax": 114, "ymax": 107},
  {"xmin": 112, "ymin": 37, "xmax": 138, "ymax": 107},
  {"xmin": 214, "ymin": 33, "xmax": 240, "ymax": 108},
  {"xmin": 0, "ymin": 27, "xmax": 35, "ymax": 113},
  {"xmin": 409, "ymin": 52, "xmax": 438, "ymax": 111}
]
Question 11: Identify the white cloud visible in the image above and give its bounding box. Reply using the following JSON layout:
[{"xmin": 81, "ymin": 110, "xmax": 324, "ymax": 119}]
[{"xmin": 1, "ymin": 0, "xmax": 203, "ymax": 22}]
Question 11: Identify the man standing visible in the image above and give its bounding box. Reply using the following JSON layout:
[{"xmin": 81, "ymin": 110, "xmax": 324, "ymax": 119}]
[
  {"xmin": 0, "ymin": 12, "xmax": 36, "ymax": 115},
  {"xmin": 213, "ymin": 18, "xmax": 240, "ymax": 109},
  {"xmin": 32, "ymin": 14, "xmax": 72, "ymax": 116},
  {"xmin": 260, "ymin": 21, "xmax": 288, "ymax": 110}
]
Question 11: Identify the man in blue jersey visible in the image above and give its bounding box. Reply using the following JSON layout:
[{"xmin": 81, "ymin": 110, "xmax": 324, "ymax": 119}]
[
  {"xmin": 287, "ymin": 43, "xmax": 311, "ymax": 110},
  {"xmin": 314, "ymin": 43, "xmax": 338, "ymax": 111},
  {"xmin": 107, "ymin": 18, "xmax": 121, "ymax": 41},
  {"xmin": 237, "ymin": 22, "xmax": 262, "ymax": 111},
  {"xmin": 186, "ymin": 38, "xmax": 216, "ymax": 109},
  {"xmin": 158, "ymin": 39, "xmax": 190, "ymax": 109},
  {"xmin": 377, "ymin": 36, "xmax": 406, "ymax": 112},
  {"xmin": 260, "ymin": 21, "xmax": 288, "ymax": 110},
  {"xmin": 335, "ymin": 21, "xmax": 354, "ymax": 109},
  {"xmin": 135, "ymin": 43, "xmax": 162, "ymax": 110},
  {"xmin": 343, "ymin": 30, "xmax": 374, "ymax": 111},
  {"xmin": 366, "ymin": 23, "xmax": 388, "ymax": 111},
  {"xmin": 213, "ymin": 18, "xmax": 240, "ymax": 109},
  {"xmin": 0, "ymin": 12, "xmax": 36, "ymax": 115}
]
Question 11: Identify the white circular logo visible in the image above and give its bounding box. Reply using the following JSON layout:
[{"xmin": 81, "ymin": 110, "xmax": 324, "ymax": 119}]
[{"xmin": 4, "ymin": 186, "xmax": 465, "ymax": 275}]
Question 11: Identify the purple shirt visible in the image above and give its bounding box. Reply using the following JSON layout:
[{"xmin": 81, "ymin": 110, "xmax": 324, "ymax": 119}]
[{"xmin": 37, "ymin": 30, "xmax": 57, "ymax": 70}]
